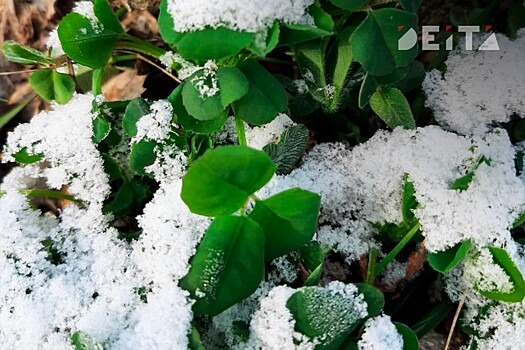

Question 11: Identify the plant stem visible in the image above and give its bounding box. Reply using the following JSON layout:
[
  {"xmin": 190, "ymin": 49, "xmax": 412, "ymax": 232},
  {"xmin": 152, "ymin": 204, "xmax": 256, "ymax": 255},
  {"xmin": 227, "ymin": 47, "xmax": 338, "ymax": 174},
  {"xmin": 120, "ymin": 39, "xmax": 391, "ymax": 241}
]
[
  {"xmin": 0, "ymin": 94, "xmax": 36, "ymax": 130},
  {"xmin": 117, "ymin": 35, "xmax": 166, "ymax": 59},
  {"xmin": 365, "ymin": 248, "xmax": 378, "ymax": 285},
  {"xmin": 19, "ymin": 189, "xmax": 82, "ymax": 204},
  {"xmin": 374, "ymin": 222, "xmax": 421, "ymax": 278},
  {"xmin": 235, "ymin": 116, "xmax": 247, "ymax": 146},
  {"xmin": 92, "ymin": 68, "xmax": 104, "ymax": 96}
]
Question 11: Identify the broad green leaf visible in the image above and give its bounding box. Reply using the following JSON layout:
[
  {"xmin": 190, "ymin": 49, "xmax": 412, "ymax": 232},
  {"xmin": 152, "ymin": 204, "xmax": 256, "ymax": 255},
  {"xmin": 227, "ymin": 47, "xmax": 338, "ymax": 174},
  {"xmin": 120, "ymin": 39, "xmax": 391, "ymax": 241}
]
[
  {"xmin": 168, "ymin": 85, "xmax": 228, "ymax": 134},
  {"xmin": 103, "ymin": 182, "xmax": 134, "ymax": 215},
  {"xmin": 330, "ymin": 0, "xmax": 369, "ymax": 11},
  {"xmin": 394, "ymin": 323, "xmax": 419, "ymax": 350},
  {"xmin": 392, "ymin": 61, "xmax": 426, "ymax": 93},
  {"xmin": 358, "ymin": 73, "xmax": 378, "ymax": 108},
  {"xmin": 92, "ymin": 114, "xmax": 111, "ymax": 143},
  {"xmin": 478, "ymin": 246, "xmax": 525, "ymax": 302},
  {"xmin": 300, "ymin": 241, "xmax": 325, "ymax": 286},
  {"xmin": 411, "ymin": 298, "xmax": 454, "ymax": 337},
  {"xmin": 58, "ymin": 0, "xmax": 123, "ymax": 68},
  {"xmin": 181, "ymin": 145, "xmax": 276, "ymax": 216},
  {"xmin": 180, "ymin": 216, "xmax": 265, "ymax": 316},
  {"xmin": 217, "ymin": 66, "xmax": 249, "ymax": 108},
  {"xmin": 123, "ymin": 98, "xmax": 150, "ymax": 137},
  {"xmin": 375, "ymin": 66, "xmax": 409, "ymax": 85},
  {"xmin": 102, "ymin": 153, "xmax": 123, "ymax": 181},
  {"xmin": 279, "ymin": 3, "xmax": 334, "ymax": 46},
  {"xmin": 427, "ymin": 240, "xmax": 472, "ymax": 273},
  {"xmin": 328, "ymin": 26, "xmax": 354, "ymax": 110},
  {"xmin": 352, "ymin": 9, "xmax": 418, "ymax": 76},
  {"xmin": 233, "ymin": 59, "xmax": 287, "ymax": 126},
  {"xmin": 165, "ymin": 28, "xmax": 254, "ymax": 62},
  {"xmin": 355, "ymin": 283, "xmax": 384, "ymax": 317},
  {"xmin": 12, "ymin": 147, "xmax": 44, "ymax": 164},
  {"xmin": 29, "ymin": 69, "xmax": 75, "ymax": 104},
  {"xmin": 397, "ymin": 0, "xmax": 423, "ymax": 12},
  {"xmin": 71, "ymin": 331, "xmax": 101, "ymax": 350},
  {"xmin": 263, "ymin": 125, "xmax": 309, "ymax": 175},
  {"xmin": 249, "ymin": 188, "xmax": 321, "ymax": 261},
  {"xmin": 129, "ymin": 140, "xmax": 156, "ymax": 175},
  {"xmin": 182, "ymin": 71, "xmax": 225, "ymax": 121},
  {"xmin": 248, "ymin": 21, "xmax": 280, "ymax": 57},
  {"xmin": 2, "ymin": 41, "xmax": 53, "ymax": 65},
  {"xmin": 369, "ymin": 87, "xmax": 415, "ymax": 129},
  {"xmin": 295, "ymin": 40, "xmax": 327, "ymax": 104},
  {"xmin": 287, "ymin": 284, "xmax": 370, "ymax": 349}
]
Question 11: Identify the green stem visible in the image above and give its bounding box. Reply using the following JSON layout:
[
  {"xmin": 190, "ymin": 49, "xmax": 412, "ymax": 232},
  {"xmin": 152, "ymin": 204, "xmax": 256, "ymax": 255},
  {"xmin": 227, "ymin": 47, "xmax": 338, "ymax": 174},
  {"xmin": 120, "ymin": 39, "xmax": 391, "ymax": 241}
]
[
  {"xmin": 92, "ymin": 68, "xmax": 104, "ymax": 96},
  {"xmin": 235, "ymin": 116, "xmax": 247, "ymax": 146},
  {"xmin": 374, "ymin": 222, "xmax": 421, "ymax": 278},
  {"xmin": 366, "ymin": 248, "xmax": 378, "ymax": 285},
  {"xmin": 117, "ymin": 35, "xmax": 166, "ymax": 59},
  {"xmin": 0, "ymin": 94, "xmax": 35, "ymax": 129},
  {"xmin": 19, "ymin": 189, "xmax": 82, "ymax": 204}
]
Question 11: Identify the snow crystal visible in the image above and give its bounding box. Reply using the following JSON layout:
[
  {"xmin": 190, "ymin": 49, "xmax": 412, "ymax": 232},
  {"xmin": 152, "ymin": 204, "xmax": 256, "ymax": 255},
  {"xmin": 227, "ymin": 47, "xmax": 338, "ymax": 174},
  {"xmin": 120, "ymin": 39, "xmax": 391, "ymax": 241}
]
[
  {"xmin": 247, "ymin": 285, "xmax": 314, "ymax": 350},
  {"xmin": 3, "ymin": 93, "xmax": 110, "ymax": 205},
  {"xmin": 159, "ymin": 51, "xmax": 199, "ymax": 80},
  {"xmin": 190, "ymin": 61, "xmax": 220, "ymax": 98},
  {"xmin": 134, "ymin": 100, "xmax": 174, "ymax": 142},
  {"xmin": 166, "ymin": 0, "xmax": 315, "ymax": 33},
  {"xmin": 145, "ymin": 144, "xmax": 187, "ymax": 185},
  {"xmin": 423, "ymin": 29, "xmax": 525, "ymax": 135},
  {"xmin": 358, "ymin": 314, "xmax": 403, "ymax": 350},
  {"xmin": 73, "ymin": 1, "xmax": 102, "ymax": 31},
  {"xmin": 245, "ymin": 113, "xmax": 295, "ymax": 150}
]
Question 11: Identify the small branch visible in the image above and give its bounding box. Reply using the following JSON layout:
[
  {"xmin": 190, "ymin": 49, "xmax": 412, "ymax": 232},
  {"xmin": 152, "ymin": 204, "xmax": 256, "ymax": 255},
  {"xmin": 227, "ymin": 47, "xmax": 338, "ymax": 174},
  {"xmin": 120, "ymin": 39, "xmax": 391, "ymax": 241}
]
[
  {"xmin": 117, "ymin": 50, "xmax": 181, "ymax": 83},
  {"xmin": 445, "ymin": 297, "xmax": 465, "ymax": 350},
  {"xmin": 0, "ymin": 69, "xmax": 39, "ymax": 76}
]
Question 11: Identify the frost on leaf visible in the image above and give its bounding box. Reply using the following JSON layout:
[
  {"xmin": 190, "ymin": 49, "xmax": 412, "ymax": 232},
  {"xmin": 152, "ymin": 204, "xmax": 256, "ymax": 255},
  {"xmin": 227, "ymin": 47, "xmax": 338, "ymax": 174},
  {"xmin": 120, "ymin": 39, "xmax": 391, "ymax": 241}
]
[
  {"xmin": 166, "ymin": 0, "xmax": 315, "ymax": 33},
  {"xmin": 357, "ymin": 315, "xmax": 403, "ymax": 350}
]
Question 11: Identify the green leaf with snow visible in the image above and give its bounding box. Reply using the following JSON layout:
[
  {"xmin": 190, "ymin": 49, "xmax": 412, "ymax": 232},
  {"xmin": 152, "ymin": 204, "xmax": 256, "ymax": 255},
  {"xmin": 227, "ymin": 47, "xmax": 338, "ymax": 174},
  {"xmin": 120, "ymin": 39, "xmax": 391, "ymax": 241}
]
[
  {"xmin": 71, "ymin": 331, "xmax": 101, "ymax": 350},
  {"xmin": 232, "ymin": 59, "xmax": 288, "ymax": 126},
  {"xmin": 427, "ymin": 240, "xmax": 472, "ymax": 273},
  {"xmin": 248, "ymin": 21, "xmax": 280, "ymax": 57},
  {"xmin": 58, "ymin": 0, "xmax": 123, "ymax": 68},
  {"xmin": 263, "ymin": 125, "xmax": 309, "ymax": 175},
  {"xmin": 478, "ymin": 246, "xmax": 525, "ymax": 303},
  {"xmin": 158, "ymin": 0, "xmax": 254, "ymax": 62},
  {"xmin": 168, "ymin": 85, "xmax": 228, "ymax": 134},
  {"xmin": 279, "ymin": 3, "xmax": 334, "ymax": 46},
  {"xmin": 29, "ymin": 69, "xmax": 75, "ymax": 104},
  {"xmin": 129, "ymin": 140, "xmax": 156, "ymax": 175},
  {"xmin": 451, "ymin": 156, "xmax": 491, "ymax": 191},
  {"xmin": 351, "ymin": 9, "xmax": 418, "ymax": 76},
  {"xmin": 401, "ymin": 173, "xmax": 417, "ymax": 223},
  {"xmin": 287, "ymin": 284, "xmax": 370, "ymax": 349},
  {"xmin": 513, "ymin": 212, "xmax": 525, "ymax": 229},
  {"xmin": 295, "ymin": 40, "xmax": 328, "ymax": 104},
  {"xmin": 2, "ymin": 40, "xmax": 53, "ymax": 65},
  {"xmin": 369, "ymin": 87, "xmax": 416, "ymax": 129},
  {"xmin": 12, "ymin": 147, "xmax": 44, "ymax": 164},
  {"xmin": 123, "ymin": 98, "xmax": 150, "ymax": 137},
  {"xmin": 181, "ymin": 145, "xmax": 276, "ymax": 216},
  {"xmin": 394, "ymin": 323, "xmax": 419, "ymax": 350},
  {"xmin": 356, "ymin": 283, "xmax": 384, "ymax": 317},
  {"xmin": 182, "ymin": 71, "xmax": 225, "ymax": 121},
  {"xmin": 217, "ymin": 66, "xmax": 249, "ymax": 108},
  {"xmin": 180, "ymin": 216, "xmax": 265, "ymax": 316},
  {"xmin": 249, "ymin": 188, "xmax": 321, "ymax": 261},
  {"xmin": 92, "ymin": 114, "xmax": 111, "ymax": 143}
]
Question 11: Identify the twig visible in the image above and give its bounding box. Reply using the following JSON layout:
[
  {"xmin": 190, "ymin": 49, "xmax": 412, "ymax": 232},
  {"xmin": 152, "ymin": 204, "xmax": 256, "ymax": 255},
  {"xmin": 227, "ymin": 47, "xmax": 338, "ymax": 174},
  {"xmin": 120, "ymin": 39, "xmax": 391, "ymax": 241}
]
[
  {"xmin": 444, "ymin": 296, "xmax": 465, "ymax": 350},
  {"xmin": 0, "ymin": 69, "xmax": 39, "ymax": 76},
  {"xmin": 118, "ymin": 50, "xmax": 181, "ymax": 83}
]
